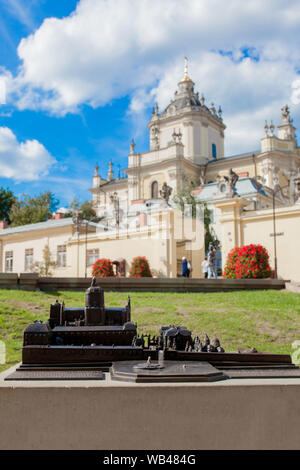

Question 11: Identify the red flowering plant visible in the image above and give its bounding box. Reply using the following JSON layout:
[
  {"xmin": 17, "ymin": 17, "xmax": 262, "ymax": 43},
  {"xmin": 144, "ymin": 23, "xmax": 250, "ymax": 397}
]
[
  {"xmin": 92, "ymin": 258, "xmax": 114, "ymax": 278},
  {"xmin": 129, "ymin": 256, "xmax": 152, "ymax": 278},
  {"xmin": 223, "ymin": 244, "xmax": 271, "ymax": 279}
]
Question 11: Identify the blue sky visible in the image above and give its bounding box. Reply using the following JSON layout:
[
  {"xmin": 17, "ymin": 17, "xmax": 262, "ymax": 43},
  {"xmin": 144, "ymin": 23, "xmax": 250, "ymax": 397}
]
[{"xmin": 0, "ymin": 0, "xmax": 300, "ymax": 208}]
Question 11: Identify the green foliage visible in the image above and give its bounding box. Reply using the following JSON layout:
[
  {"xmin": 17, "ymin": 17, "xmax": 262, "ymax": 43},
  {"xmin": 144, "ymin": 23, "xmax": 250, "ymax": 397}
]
[
  {"xmin": 32, "ymin": 245, "xmax": 57, "ymax": 277},
  {"xmin": 92, "ymin": 259, "xmax": 114, "ymax": 277},
  {"xmin": 173, "ymin": 182, "xmax": 219, "ymax": 251},
  {"xmin": 0, "ymin": 186, "xmax": 15, "ymax": 222},
  {"xmin": 129, "ymin": 256, "xmax": 152, "ymax": 277},
  {"xmin": 9, "ymin": 191, "xmax": 59, "ymax": 227},
  {"xmin": 173, "ymin": 181, "xmax": 198, "ymax": 217},
  {"xmin": 64, "ymin": 199, "xmax": 101, "ymax": 223},
  {"xmin": 80, "ymin": 200, "xmax": 101, "ymax": 222}
]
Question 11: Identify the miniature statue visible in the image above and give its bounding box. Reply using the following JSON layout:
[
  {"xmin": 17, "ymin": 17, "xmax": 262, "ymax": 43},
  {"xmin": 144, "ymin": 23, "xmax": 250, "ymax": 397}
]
[{"xmin": 211, "ymin": 337, "xmax": 220, "ymax": 349}]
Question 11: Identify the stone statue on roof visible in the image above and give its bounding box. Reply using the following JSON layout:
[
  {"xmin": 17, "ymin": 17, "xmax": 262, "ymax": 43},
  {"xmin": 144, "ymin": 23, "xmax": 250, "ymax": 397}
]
[
  {"xmin": 223, "ymin": 168, "xmax": 239, "ymax": 197},
  {"xmin": 281, "ymin": 104, "xmax": 291, "ymax": 123},
  {"xmin": 160, "ymin": 182, "xmax": 173, "ymax": 204}
]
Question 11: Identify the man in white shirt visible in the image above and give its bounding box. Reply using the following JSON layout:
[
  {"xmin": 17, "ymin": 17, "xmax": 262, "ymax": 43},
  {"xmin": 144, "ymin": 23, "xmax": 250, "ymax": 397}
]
[{"xmin": 202, "ymin": 256, "xmax": 208, "ymax": 279}]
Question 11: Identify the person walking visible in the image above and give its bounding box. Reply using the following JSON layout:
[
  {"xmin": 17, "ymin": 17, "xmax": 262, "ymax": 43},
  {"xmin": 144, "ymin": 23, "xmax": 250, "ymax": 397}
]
[
  {"xmin": 202, "ymin": 256, "xmax": 208, "ymax": 279},
  {"xmin": 182, "ymin": 256, "xmax": 191, "ymax": 278},
  {"xmin": 207, "ymin": 246, "xmax": 217, "ymax": 279}
]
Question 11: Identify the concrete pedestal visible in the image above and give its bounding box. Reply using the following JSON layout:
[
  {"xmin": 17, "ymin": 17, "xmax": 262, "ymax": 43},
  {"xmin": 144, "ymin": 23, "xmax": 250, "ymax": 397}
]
[{"xmin": 0, "ymin": 365, "xmax": 299, "ymax": 450}]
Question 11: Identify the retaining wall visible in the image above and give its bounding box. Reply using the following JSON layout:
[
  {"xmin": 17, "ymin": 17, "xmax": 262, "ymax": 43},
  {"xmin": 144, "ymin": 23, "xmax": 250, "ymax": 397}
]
[
  {"xmin": 0, "ymin": 273, "xmax": 287, "ymax": 292},
  {"xmin": 0, "ymin": 367, "xmax": 299, "ymax": 450}
]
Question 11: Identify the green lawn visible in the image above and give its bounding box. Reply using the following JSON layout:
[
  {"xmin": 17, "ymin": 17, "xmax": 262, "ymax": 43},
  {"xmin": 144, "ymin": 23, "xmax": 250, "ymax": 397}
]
[{"xmin": 0, "ymin": 288, "xmax": 300, "ymax": 372}]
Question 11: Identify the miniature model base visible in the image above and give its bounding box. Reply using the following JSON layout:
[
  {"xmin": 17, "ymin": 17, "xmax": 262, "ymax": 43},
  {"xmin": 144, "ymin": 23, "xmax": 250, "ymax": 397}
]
[
  {"xmin": 218, "ymin": 364, "xmax": 300, "ymax": 379},
  {"xmin": 12, "ymin": 278, "xmax": 299, "ymax": 382},
  {"xmin": 110, "ymin": 360, "xmax": 227, "ymax": 383},
  {"xmin": 5, "ymin": 369, "xmax": 104, "ymax": 381}
]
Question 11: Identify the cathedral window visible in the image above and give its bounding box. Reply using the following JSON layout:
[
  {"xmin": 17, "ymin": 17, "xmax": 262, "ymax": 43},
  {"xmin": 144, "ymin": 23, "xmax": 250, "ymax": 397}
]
[
  {"xmin": 212, "ymin": 143, "xmax": 217, "ymax": 159},
  {"xmin": 151, "ymin": 181, "xmax": 158, "ymax": 199}
]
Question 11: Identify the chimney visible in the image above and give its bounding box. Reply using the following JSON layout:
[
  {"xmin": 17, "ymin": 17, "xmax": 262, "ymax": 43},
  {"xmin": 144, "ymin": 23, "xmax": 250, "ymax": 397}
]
[
  {"xmin": 0, "ymin": 220, "xmax": 8, "ymax": 229},
  {"xmin": 138, "ymin": 213, "xmax": 147, "ymax": 227},
  {"xmin": 53, "ymin": 212, "xmax": 65, "ymax": 220}
]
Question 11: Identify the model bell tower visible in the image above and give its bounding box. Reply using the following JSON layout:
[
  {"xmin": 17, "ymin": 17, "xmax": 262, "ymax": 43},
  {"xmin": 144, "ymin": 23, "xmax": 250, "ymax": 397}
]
[{"xmin": 85, "ymin": 278, "xmax": 105, "ymax": 325}]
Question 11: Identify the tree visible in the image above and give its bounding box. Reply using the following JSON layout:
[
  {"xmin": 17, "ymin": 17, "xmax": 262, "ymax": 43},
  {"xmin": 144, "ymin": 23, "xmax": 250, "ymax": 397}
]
[
  {"xmin": 32, "ymin": 245, "xmax": 57, "ymax": 277},
  {"xmin": 173, "ymin": 182, "xmax": 219, "ymax": 252},
  {"xmin": 64, "ymin": 199, "xmax": 101, "ymax": 223},
  {"xmin": 0, "ymin": 187, "xmax": 15, "ymax": 222},
  {"xmin": 80, "ymin": 201, "xmax": 101, "ymax": 223},
  {"xmin": 9, "ymin": 191, "xmax": 59, "ymax": 227}
]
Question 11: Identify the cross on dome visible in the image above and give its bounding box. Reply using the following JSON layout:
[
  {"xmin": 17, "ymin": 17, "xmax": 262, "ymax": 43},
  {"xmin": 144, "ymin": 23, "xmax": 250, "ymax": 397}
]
[{"xmin": 180, "ymin": 56, "xmax": 193, "ymax": 83}]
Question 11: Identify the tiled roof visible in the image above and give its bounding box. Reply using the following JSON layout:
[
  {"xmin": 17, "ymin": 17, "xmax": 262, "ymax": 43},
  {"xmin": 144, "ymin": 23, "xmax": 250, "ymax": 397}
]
[
  {"xmin": 0, "ymin": 217, "xmax": 108, "ymax": 236},
  {"xmin": 207, "ymin": 150, "xmax": 260, "ymax": 164},
  {"xmin": 194, "ymin": 178, "xmax": 267, "ymax": 202}
]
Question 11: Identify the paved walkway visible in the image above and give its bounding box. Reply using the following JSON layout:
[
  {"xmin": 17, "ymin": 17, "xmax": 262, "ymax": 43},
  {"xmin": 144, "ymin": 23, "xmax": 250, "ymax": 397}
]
[{"xmin": 285, "ymin": 281, "xmax": 300, "ymax": 293}]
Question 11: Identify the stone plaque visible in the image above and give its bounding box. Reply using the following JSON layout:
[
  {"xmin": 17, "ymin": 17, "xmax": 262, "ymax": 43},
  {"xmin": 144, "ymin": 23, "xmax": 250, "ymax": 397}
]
[{"xmin": 5, "ymin": 370, "xmax": 104, "ymax": 381}]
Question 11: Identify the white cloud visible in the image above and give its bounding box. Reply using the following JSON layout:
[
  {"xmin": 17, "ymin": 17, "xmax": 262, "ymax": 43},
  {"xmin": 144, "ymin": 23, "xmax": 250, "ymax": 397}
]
[
  {"xmin": 0, "ymin": 127, "xmax": 55, "ymax": 181},
  {"xmin": 2, "ymin": 0, "xmax": 300, "ymax": 153}
]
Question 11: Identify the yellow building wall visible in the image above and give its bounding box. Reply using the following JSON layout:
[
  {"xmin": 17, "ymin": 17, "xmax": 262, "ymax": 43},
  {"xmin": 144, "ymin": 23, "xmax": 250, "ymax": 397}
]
[
  {"xmin": 241, "ymin": 206, "xmax": 300, "ymax": 282},
  {"xmin": 206, "ymin": 160, "xmax": 256, "ymax": 182},
  {"xmin": 68, "ymin": 209, "xmax": 205, "ymax": 279},
  {"xmin": 0, "ymin": 226, "xmax": 74, "ymax": 277},
  {"xmin": 68, "ymin": 232, "xmax": 172, "ymax": 278},
  {"xmin": 215, "ymin": 199, "xmax": 300, "ymax": 282},
  {"xmin": 142, "ymin": 171, "xmax": 169, "ymax": 200}
]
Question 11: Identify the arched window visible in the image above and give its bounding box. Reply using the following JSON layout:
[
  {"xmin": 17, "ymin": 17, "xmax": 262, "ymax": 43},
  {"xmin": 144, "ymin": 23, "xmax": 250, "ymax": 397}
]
[
  {"xmin": 151, "ymin": 181, "xmax": 158, "ymax": 199},
  {"xmin": 212, "ymin": 143, "xmax": 217, "ymax": 159}
]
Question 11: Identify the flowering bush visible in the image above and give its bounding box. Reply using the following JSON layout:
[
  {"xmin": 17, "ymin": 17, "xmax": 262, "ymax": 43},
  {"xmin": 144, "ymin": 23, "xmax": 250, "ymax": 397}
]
[
  {"xmin": 129, "ymin": 256, "xmax": 152, "ymax": 278},
  {"xmin": 223, "ymin": 244, "xmax": 271, "ymax": 279},
  {"xmin": 92, "ymin": 258, "xmax": 114, "ymax": 278}
]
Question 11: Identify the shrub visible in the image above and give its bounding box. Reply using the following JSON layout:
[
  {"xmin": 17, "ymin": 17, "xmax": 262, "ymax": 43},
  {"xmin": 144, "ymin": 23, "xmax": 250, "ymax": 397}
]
[
  {"xmin": 223, "ymin": 244, "xmax": 271, "ymax": 279},
  {"xmin": 129, "ymin": 256, "xmax": 152, "ymax": 278},
  {"xmin": 92, "ymin": 258, "xmax": 114, "ymax": 278}
]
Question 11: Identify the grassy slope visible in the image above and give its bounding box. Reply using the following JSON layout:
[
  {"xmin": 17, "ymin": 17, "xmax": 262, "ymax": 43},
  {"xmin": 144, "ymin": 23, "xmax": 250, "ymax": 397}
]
[{"xmin": 0, "ymin": 288, "xmax": 300, "ymax": 372}]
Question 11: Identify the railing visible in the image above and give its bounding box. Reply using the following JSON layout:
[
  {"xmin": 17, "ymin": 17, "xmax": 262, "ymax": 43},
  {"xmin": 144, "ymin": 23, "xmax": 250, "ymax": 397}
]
[{"xmin": 128, "ymin": 144, "xmax": 184, "ymax": 168}]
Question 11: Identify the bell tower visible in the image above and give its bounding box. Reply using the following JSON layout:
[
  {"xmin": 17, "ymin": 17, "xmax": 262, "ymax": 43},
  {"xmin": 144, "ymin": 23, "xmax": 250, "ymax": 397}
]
[{"xmin": 148, "ymin": 57, "xmax": 226, "ymax": 164}]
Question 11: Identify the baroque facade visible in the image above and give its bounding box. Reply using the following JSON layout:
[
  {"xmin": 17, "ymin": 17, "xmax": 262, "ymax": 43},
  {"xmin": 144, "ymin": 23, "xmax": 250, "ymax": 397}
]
[
  {"xmin": 1, "ymin": 59, "xmax": 300, "ymax": 280},
  {"xmin": 90, "ymin": 58, "xmax": 300, "ymax": 230}
]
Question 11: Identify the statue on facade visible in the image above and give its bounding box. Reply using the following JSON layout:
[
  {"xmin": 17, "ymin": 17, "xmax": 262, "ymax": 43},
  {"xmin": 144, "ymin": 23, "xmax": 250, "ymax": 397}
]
[
  {"xmin": 160, "ymin": 182, "xmax": 173, "ymax": 204},
  {"xmin": 198, "ymin": 167, "xmax": 206, "ymax": 186},
  {"xmin": 292, "ymin": 170, "xmax": 300, "ymax": 203},
  {"xmin": 224, "ymin": 168, "xmax": 239, "ymax": 197},
  {"xmin": 281, "ymin": 104, "xmax": 291, "ymax": 123},
  {"xmin": 210, "ymin": 103, "xmax": 216, "ymax": 115},
  {"xmin": 130, "ymin": 139, "xmax": 135, "ymax": 155}
]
